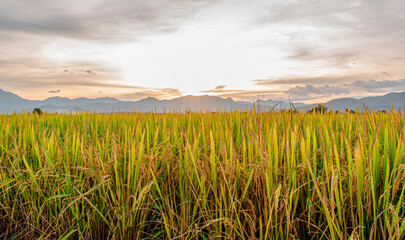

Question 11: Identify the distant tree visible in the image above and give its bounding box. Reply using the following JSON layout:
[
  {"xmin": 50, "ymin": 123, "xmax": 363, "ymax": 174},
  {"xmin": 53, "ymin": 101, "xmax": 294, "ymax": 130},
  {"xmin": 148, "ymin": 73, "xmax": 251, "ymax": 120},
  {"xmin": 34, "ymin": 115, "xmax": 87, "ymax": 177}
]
[
  {"xmin": 310, "ymin": 104, "xmax": 327, "ymax": 113},
  {"xmin": 378, "ymin": 110, "xmax": 387, "ymax": 114},
  {"xmin": 345, "ymin": 109, "xmax": 356, "ymax": 114},
  {"xmin": 335, "ymin": 110, "xmax": 340, "ymax": 114},
  {"xmin": 33, "ymin": 108, "xmax": 43, "ymax": 115}
]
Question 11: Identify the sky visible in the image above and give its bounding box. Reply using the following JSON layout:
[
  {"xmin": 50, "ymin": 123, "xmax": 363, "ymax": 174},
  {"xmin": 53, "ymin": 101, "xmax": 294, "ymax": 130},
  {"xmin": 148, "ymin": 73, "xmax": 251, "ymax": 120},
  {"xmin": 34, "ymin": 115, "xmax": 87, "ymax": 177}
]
[{"xmin": 0, "ymin": 0, "xmax": 404, "ymax": 103}]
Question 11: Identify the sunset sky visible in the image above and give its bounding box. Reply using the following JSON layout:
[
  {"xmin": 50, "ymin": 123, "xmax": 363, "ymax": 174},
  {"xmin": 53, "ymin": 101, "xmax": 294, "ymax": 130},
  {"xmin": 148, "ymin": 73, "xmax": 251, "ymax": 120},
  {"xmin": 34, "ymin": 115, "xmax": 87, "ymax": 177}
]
[{"xmin": 0, "ymin": 0, "xmax": 404, "ymax": 103}]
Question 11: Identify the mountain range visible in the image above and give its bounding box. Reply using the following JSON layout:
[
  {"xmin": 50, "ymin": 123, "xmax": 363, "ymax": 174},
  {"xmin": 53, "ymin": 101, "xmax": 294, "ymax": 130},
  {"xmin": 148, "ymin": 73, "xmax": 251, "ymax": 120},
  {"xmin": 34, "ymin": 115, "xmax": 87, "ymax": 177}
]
[{"xmin": 0, "ymin": 88, "xmax": 404, "ymax": 113}]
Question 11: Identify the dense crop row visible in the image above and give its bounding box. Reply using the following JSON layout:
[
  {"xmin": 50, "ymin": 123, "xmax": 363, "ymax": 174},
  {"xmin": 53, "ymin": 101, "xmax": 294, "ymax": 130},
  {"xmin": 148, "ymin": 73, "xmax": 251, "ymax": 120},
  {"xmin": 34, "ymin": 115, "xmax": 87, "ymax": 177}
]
[{"xmin": 0, "ymin": 111, "xmax": 405, "ymax": 239}]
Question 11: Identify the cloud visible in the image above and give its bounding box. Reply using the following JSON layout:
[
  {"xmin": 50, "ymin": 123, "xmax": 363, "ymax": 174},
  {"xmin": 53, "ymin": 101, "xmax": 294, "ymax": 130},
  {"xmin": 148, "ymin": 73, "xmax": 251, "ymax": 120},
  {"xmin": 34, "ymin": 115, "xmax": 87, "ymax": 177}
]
[
  {"xmin": 252, "ymin": 75, "xmax": 363, "ymax": 86},
  {"xmin": 286, "ymin": 84, "xmax": 350, "ymax": 100},
  {"xmin": 350, "ymin": 79, "xmax": 405, "ymax": 92},
  {"xmin": 202, "ymin": 77, "xmax": 405, "ymax": 102},
  {"xmin": 200, "ymin": 87, "xmax": 285, "ymax": 100},
  {"xmin": 0, "ymin": 59, "xmax": 144, "ymax": 96},
  {"xmin": 0, "ymin": 0, "xmax": 219, "ymax": 100},
  {"xmin": 0, "ymin": 14, "xmax": 80, "ymax": 35},
  {"xmin": 215, "ymin": 85, "xmax": 226, "ymax": 90},
  {"xmin": 0, "ymin": 0, "xmax": 217, "ymax": 42},
  {"xmin": 203, "ymin": 84, "xmax": 350, "ymax": 101},
  {"xmin": 287, "ymin": 48, "xmax": 358, "ymax": 68},
  {"xmin": 200, "ymin": 85, "xmax": 228, "ymax": 93},
  {"xmin": 283, "ymin": 79, "xmax": 405, "ymax": 100},
  {"xmin": 48, "ymin": 89, "xmax": 60, "ymax": 93},
  {"xmin": 246, "ymin": 0, "xmax": 405, "ymax": 77},
  {"xmin": 1, "ymin": 0, "xmax": 405, "ymax": 102},
  {"xmin": 119, "ymin": 88, "xmax": 183, "ymax": 100}
]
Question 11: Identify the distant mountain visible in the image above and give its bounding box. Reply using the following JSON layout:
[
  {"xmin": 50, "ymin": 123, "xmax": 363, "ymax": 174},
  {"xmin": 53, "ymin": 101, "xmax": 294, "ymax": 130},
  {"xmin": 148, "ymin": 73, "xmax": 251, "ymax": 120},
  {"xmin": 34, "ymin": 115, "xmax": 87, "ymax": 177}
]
[
  {"xmin": 0, "ymin": 89, "xmax": 24, "ymax": 104},
  {"xmin": 0, "ymin": 89, "xmax": 291, "ymax": 113},
  {"xmin": 255, "ymin": 99, "xmax": 305, "ymax": 109},
  {"xmin": 0, "ymin": 89, "xmax": 40, "ymax": 112},
  {"xmin": 41, "ymin": 96, "xmax": 121, "ymax": 106},
  {"xmin": 322, "ymin": 98, "xmax": 361, "ymax": 111},
  {"xmin": 1, "ymin": 89, "xmax": 405, "ymax": 113},
  {"xmin": 76, "ymin": 95, "xmax": 254, "ymax": 113},
  {"xmin": 307, "ymin": 91, "xmax": 405, "ymax": 111}
]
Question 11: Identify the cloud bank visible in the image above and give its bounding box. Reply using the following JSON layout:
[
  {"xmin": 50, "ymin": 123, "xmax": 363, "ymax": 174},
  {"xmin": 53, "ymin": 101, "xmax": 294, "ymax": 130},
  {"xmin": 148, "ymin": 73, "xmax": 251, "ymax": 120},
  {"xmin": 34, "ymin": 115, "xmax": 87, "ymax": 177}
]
[{"xmin": 0, "ymin": 0, "xmax": 404, "ymax": 102}]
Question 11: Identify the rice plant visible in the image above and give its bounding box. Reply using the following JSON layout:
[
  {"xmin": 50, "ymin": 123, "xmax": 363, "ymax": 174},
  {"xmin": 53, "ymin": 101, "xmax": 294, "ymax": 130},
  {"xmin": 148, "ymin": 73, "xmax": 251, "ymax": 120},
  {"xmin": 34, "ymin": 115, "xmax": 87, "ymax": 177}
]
[{"xmin": 0, "ymin": 110, "xmax": 404, "ymax": 239}]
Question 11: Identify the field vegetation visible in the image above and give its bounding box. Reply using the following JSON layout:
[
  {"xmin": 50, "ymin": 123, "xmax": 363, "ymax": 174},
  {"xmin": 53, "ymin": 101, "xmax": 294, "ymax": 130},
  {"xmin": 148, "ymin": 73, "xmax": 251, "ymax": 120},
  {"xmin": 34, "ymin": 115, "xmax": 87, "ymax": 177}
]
[{"xmin": 1, "ymin": 110, "xmax": 405, "ymax": 239}]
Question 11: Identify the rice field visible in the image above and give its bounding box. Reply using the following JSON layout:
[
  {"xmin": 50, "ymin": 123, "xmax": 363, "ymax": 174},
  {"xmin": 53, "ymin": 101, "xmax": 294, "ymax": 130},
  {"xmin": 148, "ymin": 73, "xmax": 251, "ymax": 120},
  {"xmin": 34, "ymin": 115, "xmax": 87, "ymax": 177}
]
[{"xmin": 0, "ymin": 110, "xmax": 405, "ymax": 239}]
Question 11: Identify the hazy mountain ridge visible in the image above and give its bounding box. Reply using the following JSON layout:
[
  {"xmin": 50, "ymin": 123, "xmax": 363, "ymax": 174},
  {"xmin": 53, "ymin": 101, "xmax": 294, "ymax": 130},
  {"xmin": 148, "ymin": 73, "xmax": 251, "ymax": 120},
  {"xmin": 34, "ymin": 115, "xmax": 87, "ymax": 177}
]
[
  {"xmin": 1, "ymin": 89, "xmax": 405, "ymax": 113},
  {"xmin": 0, "ymin": 89, "xmax": 292, "ymax": 113},
  {"xmin": 308, "ymin": 92, "xmax": 405, "ymax": 111}
]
